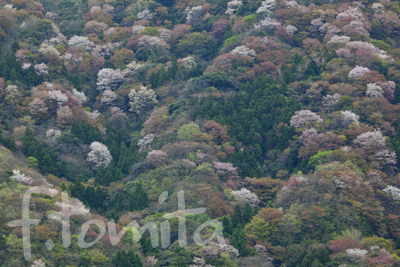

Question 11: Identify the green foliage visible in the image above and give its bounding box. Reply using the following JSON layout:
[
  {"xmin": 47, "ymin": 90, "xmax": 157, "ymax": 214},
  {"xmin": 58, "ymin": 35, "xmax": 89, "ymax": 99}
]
[
  {"xmin": 223, "ymin": 36, "xmax": 239, "ymax": 50},
  {"xmin": 26, "ymin": 157, "xmax": 38, "ymax": 168},
  {"xmin": 337, "ymin": 95, "xmax": 353, "ymax": 110},
  {"xmin": 140, "ymin": 27, "xmax": 159, "ymax": 36},
  {"xmin": 177, "ymin": 123, "xmax": 201, "ymax": 141},
  {"xmin": 231, "ymin": 225, "xmax": 250, "ymax": 256},
  {"xmin": 308, "ymin": 150, "xmax": 333, "ymax": 168},
  {"xmin": 243, "ymin": 15, "xmax": 257, "ymax": 24},
  {"xmin": 244, "ymin": 217, "xmax": 272, "ymax": 241},
  {"xmin": 197, "ymin": 72, "xmax": 236, "ymax": 90}
]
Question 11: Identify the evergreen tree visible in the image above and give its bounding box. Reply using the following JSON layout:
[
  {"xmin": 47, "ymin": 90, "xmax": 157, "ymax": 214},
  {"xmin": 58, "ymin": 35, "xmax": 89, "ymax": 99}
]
[
  {"xmin": 70, "ymin": 178, "xmax": 86, "ymax": 200},
  {"xmin": 110, "ymin": 140, "xmax": 120, "ymax": 163},
  {"xmin": 85, "ymin": 186, "xmax": 97, "ymax": 208},
  {"xmin": 311, "ymin": 259, "xmax": 323, "ymax": 267},
  {"xmin": 10, "ymin": 68, "xmax": 18, "ymax": 81},
  {"xmin": 394, "ymin": 83, "xmax": 400, "ymax": 104},
  {"xmin": 396, "ymin": 236, "xmax": 400, "ymax": 250},
  {"xmin": 230, "ymin": 224, "xmax": 249, "ymax": 256},
  {"xmin": 281, "ymin": 64, "xmax": 295, "ymax": 84},
  {"xmin": 60, "ymin": 182, "xmax": 67, "ymax": 192},
  {"xmin": 231, "ymin": 205, "xmax": 242, "ymax": 228},
  {"xmin": 140, "ymin": 233, "xmax": 159, "ymax": 256},
  {"xmin": 222, "ymin": 216, "xmax": 233, "ymax": 236},
  {"xmin": 25, "ymin": 64, "xmax": 40, "ymax": 86},
  {"xmin": 71, "ymin": 122, "xmax": 83, "ymax": 139},
  {"xmin": 224, "ymin": 23, "xmax": 233, "ymax": 41},
  {"xmin": 11, "ymin": 41, "xmax": 20, "ymax": 53},
  {"xmin": 61, "ymin": 64, "xmax": 68, "ymax": 76},
  {"xmin": 22, "ymin": 127, "xmax": 36, "ymax": 154},
  {"xmin": 243, "ymin": 203, "xmax": 252, "ymax": 223}
]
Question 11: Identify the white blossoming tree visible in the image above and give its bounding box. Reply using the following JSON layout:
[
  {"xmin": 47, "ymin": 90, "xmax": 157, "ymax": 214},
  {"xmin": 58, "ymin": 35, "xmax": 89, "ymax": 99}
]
[
  {"xmin": 46, "ymin": 129, "xmax": 61, "ymax": 140},
  {"xmin": 67, "ymin": 36, "xmax": 95, "ymax": 51},
  {"xmin": 348, "ymin": 65, "xmax": 370, "ymax": 77},
  {"xmin": 257, "ymin": 0, "xmax": 275, "ymax": 13},
  {"xmin": 86, "ymin": 141, "xmax": 112, "ymax": 169},
  {"xmin": 230, "ymin": 45, "xmax": 257, "ymax": 57},
  {"xmin": 232, "ymin": 188, "xmax": 260, "ymax": 207},
  {"xmin": 101, "ymin": 90, "xmax": 117, "ymax": 105},
  {"xmin": 48, "ymin": 90, "xmax": 68, "ymax": 109},
  {"xmin": 137, "ymin": 9, "xmax": 153, "ymax": 20},
  {"xmin": 340, "ymin": 110, "xmax": 359, "ymax": 127},
  {"xmin": 382, "ymin": 186, "xmax": 400, "ymax": 201},
  {"xmin": 72, "ymin": 88, "xmax": 87, "ymax": 103},
  {"xmin": 290, "ymin": 110, "xmax": 323, "ymax": 128},
  {"xmin": 34, "ymin": 63, "xmax": 49, "ymax": 76},
  {"xmin": 128, "ymin": 86, "xmax": 158, "ymax": 114},
  {"xmin": 96, "ymin": 68, "xmax": 125, "ymax": 91},
  {"xmin": 9, "ymin": 170, "xmax": 35, "ymax": 185},
  {"xmin": 366, "ymin": 83, "xmax": 384, "ymax": 98}
]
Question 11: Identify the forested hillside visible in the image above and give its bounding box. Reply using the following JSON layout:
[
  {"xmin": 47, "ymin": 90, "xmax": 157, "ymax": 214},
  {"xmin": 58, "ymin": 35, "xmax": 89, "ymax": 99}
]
[{"xmin": 1, "ymin": 0, "xmax": 400, "ymax": 266}]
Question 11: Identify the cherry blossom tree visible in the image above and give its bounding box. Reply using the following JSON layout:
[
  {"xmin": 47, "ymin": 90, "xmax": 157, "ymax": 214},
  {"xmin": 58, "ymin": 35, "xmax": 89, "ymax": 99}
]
[
  {"xmin": 46, "ymin": 128, "xmax": 61, "ymax": 140},
  {"xmin": 254, "ymin": 18, "xmax": 281, "ymax": 31},
  {"xmin": 84, "ymin": 20, "xmax": 109, "ymax": 34},
  {"xmin": 186, "ymin": 6, "xmax": 203, "ymax": 24},
  {"xmin": 48, "ymin": 90, "xmax": 68, "ymax": 109},
  {"xmin": 382, "ymin": 186, "xmax": 400, "ymax": 201},
  {"xmin": 348, "ymin": 65, "xmax": 370, "ymax": 77},
  {"xmin": 366, "ymin": 83, "xmax": 384, "ymax": 99},
  {"xmin": 92, "ymin": 42, "xmax": 122, "ymax": 58},
  {"xmin": 346, "ymin": 248, "xmax": 368, "ymax": 258},
  {"xmin": 109, "ymin": 107, "xmax": 127, "ymax": 127},
  {"xmin": 5, "ymin": 85, "xmax": 19, "ymax": 98},
  {"xmin": 337, "ymin": 7, "xmax": 365, "ymax": 22},
  {"xmin": 138, "ymin": 134, "xmax": 155, "ymax": 152},
  {"xmin": 328, "ymin": 35, "xmax": 351, "ymax": 43},
  {"xmin": 128, "ymin": 86, "xmax": 158, "ymax": 114},
  {"xmin": 336, "ymin": 48, "xmax": 351, "ymax": 58},
  {"xmin": 377, "ymin": 81, "xmax": 395, "ymax": 100},
  {"xmin": 30, "ymin": 259, "xmax": 46, "ymax": 267},
  {"xmin": 285, "ymin": 25, "xmax": 297, "ymax": 35},
  {"xmin": 137, "ymin": 35, "xmax": 169, "ymax": 49},
  {"xmin": 178, "ymin": 56, "xmax": 196, "ymax": 69},
  {"xmin": 159, "ymin": 28, "xmax": 172, "ymax": 40},
  {"xmin": 86, "ymin": 141, "xmax": 112, "ymax": 169},
  {"xmin": 96, "ymin": 68, "xmax": 125, "ymax": 91},
  {"xmin": 310, "ymin": 18, "xmax": 329, "ymax": 36},
  {"xmin": 86, "ymin": 110, "xmax": 100, "ymax": 121},
  {"xmin": 372, "ymin": 3, "xmax": 384, "ymax": 14},
  {"xmin": 103, "ymin": 4, "xmax": 115, "ymax": 17},
  {"xmin": 67, "ymin": 36, "xmax": 95, "ymax": 51},
  {"xmin": 34, "ymin": 63, "xmax": 49, "ymax": 76},
  {"xmin": 126, "ymin": 61, "xmax": 145, "ymax": 74},
  {"xmin": 146, "ymin": 150, "xmax": 168, "ymax": 166},
  {"xmin": 230, "ymin": 45, "xmax": 257, "ymax": 57},
  {"xmin": 137, "ymin": 9, "xmax": 153, "ymax": 20},
  {"xmin": 353, "ymin": 131, "xmax": 387, "ymax": 152},
  {"xmin": 226, "ymin": 0, "xmax": 243, "ymax": 15},
  {"xmin": 257, "ymin": 0, "xmax": 276, "ymax": 13},
  {"xmin": 232, "ymin": 188, "xmax": 260, "ymax": 207},
  {"xmin": 290, "ymin": 110, "xmax": 323, "ymax": 128},
  {"xmin": 56, "ymin": 106, "xmax": 73, "ymax": 128},
  {"xmin": 132, "ymin": 25, "xmax": 146, "ymax": 35},
  {"xmin": 341, "ymin": 110, "xmax": 360, "ymax": 127},
  {"xmin": 29, "ymin": 98, "xmax": 47, "ymax": 115},
  {"xmin": 101, "ymin": 90, "xmax": 117, "ymax": 105},
  {"xmin": 9, "ymin": 170, "xmax": 35, "ymax": 185},
  {"xmin": 366, "ymin": 171, "xmax": 386, "ymax": 189},
  {"xmin": 72, "ymin": 89, "xmax": 87, "ymax": 103},
  {"xmin": 375, "ymin": 149, "xmax": 397, "ymax": 167},
  {"xmin": 322, "ymin": 93, "xmax": 340, "ymax": 108},
  {"xmin": 39, "ymin": 43, "xmax": 60, "ymax": 56}
]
